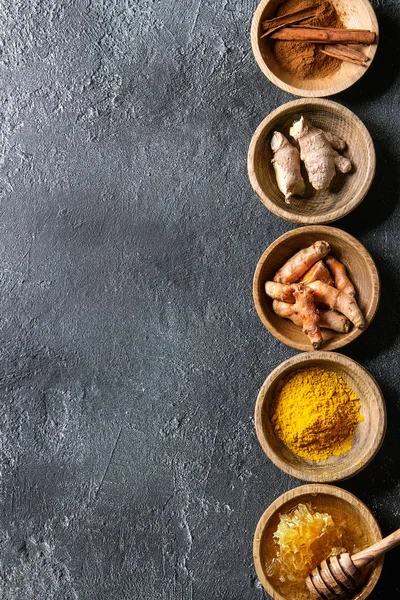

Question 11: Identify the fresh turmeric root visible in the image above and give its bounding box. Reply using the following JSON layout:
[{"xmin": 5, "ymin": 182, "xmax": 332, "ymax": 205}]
[
  {"xmin": 266, "ymin": 281, "xmax": 295, "ymax": 302},
  {"xmin": 273, "ymin": 241, "xmax": 331, "ymax": 284},
  {"xmin": 300, "ymin": 259, "xmax": 334, "ymax": 286},
  {"xmin": 271, "ymin": 131, "xmax": 305, "ymax": 203},
  {"xmin": 272, "ymin": 300, "xmax": 351, "ymax": 333},
  {"xmin": 319, "ymin": 308, "xmax": 351, "ymax": 333},
  {"xmin": 292, "ymin": 284, "xmax": 322, "ymax": 349},
  {"xmin": 325, "ymin": 255, "xmax": 356, "ymax": 296},
  {"xmin": 267, "ymin": 283, "xmax": 322, "ymax": 347},
  {"xmin": 290, "ymin": 116, "xmax": 352, "ymax": 191},
  {"xmin": 265, "ymin": 281, "xmax": 294, "ymax": 303},
  {"xmin": 266, "ymin": 279, "xmax": 363, "ymax": 329},
  {"xmin": 307, "ymin": 280, "xmax": 364, "ymax": 329}
]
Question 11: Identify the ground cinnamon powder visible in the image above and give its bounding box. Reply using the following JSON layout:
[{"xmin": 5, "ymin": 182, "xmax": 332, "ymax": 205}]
[{"xmin": 273, "ymin": 0, "xmax": 342, "ymax": 79}]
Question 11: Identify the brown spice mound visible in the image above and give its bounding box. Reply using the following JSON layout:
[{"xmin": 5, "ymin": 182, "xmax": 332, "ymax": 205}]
[{"xmin": 273, "ymin": 0, "xmax": 343, "ymax": 79}]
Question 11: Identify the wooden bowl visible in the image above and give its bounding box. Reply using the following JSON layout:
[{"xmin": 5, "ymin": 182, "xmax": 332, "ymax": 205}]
[
  {"xmin": 255, "ymin": 352, "xmax": 386, "ymax": 481},
  {"xmin": 247, "ymin": 99, "xmax": 375, "ymax": 225},
  {"xmin": 253, "ymin": 225, "xmax": 380, "ymax": 351},
  {"xmin": 253, "ymin": 484, "xmax": 383, "ymax": 600},
  {"xmin": 251, "ymin": 0, "xmax": 379, "ymax": 97}
]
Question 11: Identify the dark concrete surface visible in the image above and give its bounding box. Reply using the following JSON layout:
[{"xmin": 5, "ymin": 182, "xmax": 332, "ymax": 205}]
[{"xmin": 0, "ymin": 1, "xmax": 400, "ymax": 598}]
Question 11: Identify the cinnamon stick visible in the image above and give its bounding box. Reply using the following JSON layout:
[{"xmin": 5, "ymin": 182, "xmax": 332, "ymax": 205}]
[
  {"xmin": 320, "ymin": 44, "xmax": 369, "ymax": 65},
  {"xmin": 295, "ymin": 25, "xmax": 369, "ymax": 30},
  {"xmin": 260, "ymin": 6, "xmax": 318, "ymax": 38},
  {"xmin": 270, "ymin": 27, "xmax": 376, "ymax": 45}
]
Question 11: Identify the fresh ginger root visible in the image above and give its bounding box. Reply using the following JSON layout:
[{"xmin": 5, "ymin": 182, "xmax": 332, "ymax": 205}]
[
  {"xmin": 325, "ymin": 256, "xmax": 356, "ymax": 296},
  {"xmin": 300, "ymin": 259, "xmax": 334, "ymax": 287},
  {"xmin": 271, "ymin": 132, "xmax": 305, "ymax": 203},
  {"xmin": 273, "ymin": 241, "xmax": 331, "ymax": 284},
  {"xmin": 290, "ymin": 116, "xmax": 352, "ymax": 191},
  {"xmin": 272, "ymin": 300, "xmax": 351, "ymax": 333},
  {"xmin": 292, "ymin": 284, "xmax": 322, "ymax": 349},
  {"xmin": 323, "ymin": 131, "xmax": 347, "ymax": 152},
  {"xmin": 307, "ymin": 280, "xmax": 364, "ymax": 329}
]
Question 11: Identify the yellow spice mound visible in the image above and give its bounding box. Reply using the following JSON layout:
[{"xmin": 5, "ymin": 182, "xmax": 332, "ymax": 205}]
[{"xmin": 271, "ymin": 367, "xmax": 363, "ymax": 461}]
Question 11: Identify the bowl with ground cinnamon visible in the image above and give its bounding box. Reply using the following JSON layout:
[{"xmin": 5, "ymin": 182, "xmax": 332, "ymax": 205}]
[
  {"xmin": 251, "ymin": 0, "xmax": 378, "ymax": 96},
  {"xmin": 254, "ymin": 352, "xmax": 386, "ymax": 482}
]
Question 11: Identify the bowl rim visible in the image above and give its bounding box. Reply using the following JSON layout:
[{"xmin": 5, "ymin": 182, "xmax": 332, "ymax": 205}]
[
  {"xmin": 247, "ymin": 98, "xmax": 376, "ymax": 225},
  {"xmin": 250, "ymin": 0, "xmax": 379, "ymax": 97},
  {"xmin": 253, "ymin": 483, "xmax": 384, "ymax": 600},
  {"xmin": 252, "ymin": 225, "xmax": 381, "ymax": 351},
  {"xmin": 254, "ymin": 351, "xmax": 387, "ymax": 482}
]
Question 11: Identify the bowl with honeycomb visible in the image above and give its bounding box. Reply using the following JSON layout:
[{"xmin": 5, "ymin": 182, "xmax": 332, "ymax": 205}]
[{"xmin": 253, "ymin": 484, "xmax": 383, "ymax": 600}]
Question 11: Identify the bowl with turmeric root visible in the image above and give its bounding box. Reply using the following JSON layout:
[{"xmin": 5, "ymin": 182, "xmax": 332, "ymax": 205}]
[
  {"xmin": 248, "ymin": 98, "xmax": 375, "ymax": 224},
  {"xmin": 253, "ymin": 225, "xmax": 379, "ymax": 351},
  {"xmin": 255, "ymin": 352, "xmax": 386, "ymax": 482}
]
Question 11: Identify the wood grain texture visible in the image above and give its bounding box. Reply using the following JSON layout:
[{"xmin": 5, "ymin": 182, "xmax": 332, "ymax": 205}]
[
  {"xmin": 352, "ymin": 528, "xmax": 400, "ymax": 568},
  {"xmin": 309, "ymin": 528, "xmax": 400, "ymax": 598},
  {"xmin": 253, "ymin": 226, "xmax": 380, "ymax": 351},
  {"xmin": 247, "ymin": 99, "xmax": 376, "ymax": 225},
  {"xmin": 329, "ymin": 555, "xmax": 357, "ymax": 590},
  {"xmin": 250, "ymin": 0, "xmax": 379, "ymax": 97},
  {"xmin": 253, "ymin": 484, "xmax": 383, "ymax": 600},
  {"xmin": 254, "ymin": 351, "xmax": 386, "ymax": 482}
]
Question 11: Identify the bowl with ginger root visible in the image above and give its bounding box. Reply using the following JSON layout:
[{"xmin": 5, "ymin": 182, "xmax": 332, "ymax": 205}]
[
  {"xmin": 253, "ymin": 225, "xmax": 379, "ymax": 351},
  {"xmin": 248, "ymin": 98, "xmax": 375, "ymax": 224}
]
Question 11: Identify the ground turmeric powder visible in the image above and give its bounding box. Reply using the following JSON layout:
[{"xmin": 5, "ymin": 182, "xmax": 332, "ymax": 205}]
[{"xmin": 271, "ymin": 367, "xmax": 363, "ymax": 461}]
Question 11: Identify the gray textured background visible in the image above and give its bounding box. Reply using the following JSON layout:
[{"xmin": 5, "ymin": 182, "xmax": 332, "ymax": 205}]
[{"xmin": 0, "ymin": 0, "xmax": 399, "ymax": 598}]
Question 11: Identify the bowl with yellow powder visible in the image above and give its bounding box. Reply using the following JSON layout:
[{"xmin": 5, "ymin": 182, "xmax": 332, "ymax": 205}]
[
  {"xmin": 253, "ymin": 484, "xmax": 383, "ymax": 600},
  {"xmin": 255, "ymin": 352, "xmax": 386, "ymax": 481},
  {"xmin": 251, "ymin": 0, "xmax": 378, "ymax": 97}
]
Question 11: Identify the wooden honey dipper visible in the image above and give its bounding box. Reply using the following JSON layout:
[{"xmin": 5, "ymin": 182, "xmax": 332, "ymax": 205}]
[{"xmin": 306, "ymin": 528, "xmax": 400, "ymax": 599}]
